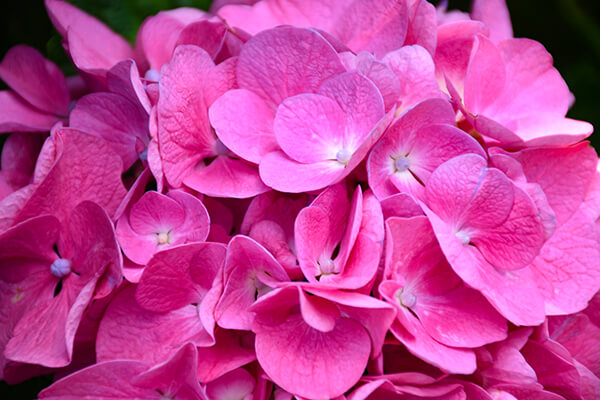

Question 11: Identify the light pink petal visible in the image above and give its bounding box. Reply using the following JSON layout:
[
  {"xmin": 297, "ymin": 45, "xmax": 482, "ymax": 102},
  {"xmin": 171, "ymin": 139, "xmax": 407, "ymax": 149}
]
[
  {"xmin": 463, "ymin": 35, "xmax": 507, "ymax": 115},
  {"xmin": 17, "ymin": 129, "xmax": 126, "ymax": 225},
  {"xmin": 532, "ymin": 210, "xmax": 600, "ymax": 315},
  {"xmin": 168, "ymin": 190, "xmax": 210, "ymax": 242},
  {"xmin": 176, "ymin": 20, "xmax": 227, "ymax": 59},
  {"xmin": 381, "ymin": 282, "xmax": 477, "ymax": 375},
  {"xmin": 237, "ymin": 26, "xmax": 345, "ymax": 109},
  {"xmin": 295, "ymin": 206, "xmax": 332, "ymax": 282},
  {"xmin": 129, "ymin": 191, "xmax": 185, "ymax": 234},
  {"xmin": 254, "ymin": 313, "xmax": 371, "ymax": 399},
  {"xmin": 317, "ymin": 72, "xmax": 385, "ymax": 151},
  {"xmin": 259, "ymin": 150, "xmax": 344, "ymax": 193},
  {"xmin": 425, "ymin": 209, "xmax": 545, "ymax": 326},
  {"xmin": 333, "ymin": 0, "xmax": 408, "ymax": 58},
  {"xmin": 381, "ymin": 194, "xmax": 424, "ymax": 219},
  {"xmin": 116, "ymin": 216, "xmax": 159, "ymax": 266},
  {"xmin": 471, "ymin": 0, "xmax": 513, "ymax": 42},
  {"xmin": 299, "ymin": 289, "xmax": 340, "ymax": 332},
  {"xmin": 210, "ymin": 89, "xmax": 277, "ymax": 164},
  {"xmin": 0, "ymin": 91, "xmax": 58, "ymax": 133},
  {"xmin": 382, "ymin": 45, "xmax": 442, "ymax": 114},
  {"xmin": 511, "ymin": 142, "xmax": 598, "ymax": 226},
  {"xmin": 97, "ymin": 286, "xmax": 210, "ymax": 365},
  {"xmin": 136, "ymin": 8, "xmax": 207, "ymax": 71},
  {"xmin": 184, "ymin": 156, "xmax": 270, "ymax": 198},
  {"xmin": 275, "ymin": 93, "xmax": 346, "ymax": 163},
  {"xmin": 136, "ymin": 243, "xmax": 222, "ymax": 313},
  {"xmin": 158, "ymin": 45, "xmax": 217, "ymax": 187},
  {"xmin": 335, "ymin": 186, "xmax": 364, "ymax": 271},
  {"xmin": 206, "ymin": 368, "xmax": 255, "ymax": 400},
  {"xmin": 323, "ymin": 232, "xmax": 380, "ymax": 290},
  {"xmin": 404, "ymin": 0, "xmax": 437, "ymax": 55},
  {"xmin": 0, "ymin": 45, "xmax": 69, "ymax": 116},
  {"xmin": 69, "ymin": 93, "xmax": 148, "ymax": 171},
  {"xmin": 216, "ymin": 235, "xmax": 289, "ymax": 330}
]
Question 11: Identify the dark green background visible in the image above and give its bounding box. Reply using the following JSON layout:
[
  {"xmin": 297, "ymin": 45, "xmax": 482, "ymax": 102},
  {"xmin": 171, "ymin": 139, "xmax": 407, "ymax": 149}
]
[{"xmin": 0, "ymin": 0, "xmax": 599, "ymax": 397}]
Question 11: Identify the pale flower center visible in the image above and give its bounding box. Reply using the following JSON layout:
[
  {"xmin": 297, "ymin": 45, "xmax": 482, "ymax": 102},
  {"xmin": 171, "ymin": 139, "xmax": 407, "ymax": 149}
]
[
  {"xmin": 336, "ymin": 149, "xmax": 352, "ymax": 164},
  {"xmin": 394, "ymin": 156, "xmax": 410, "ymax": 172},
  {"xmin": 50, "ymin": 258, "xmax": 72, "ymax": 278},
  {"xmin": 397, "ymin": 288, "xmax": 416, "ymax": 308},
  {"xmin": 318, "ymin": 258, "xmax": 337, "ymax": 276},
  {"xmin": 455, "ymin": 230, "xmax": 471, "ymax": 245},
  {"xmin": 156, "ymin": 231, "xmax": 171, "ymax": 245}
]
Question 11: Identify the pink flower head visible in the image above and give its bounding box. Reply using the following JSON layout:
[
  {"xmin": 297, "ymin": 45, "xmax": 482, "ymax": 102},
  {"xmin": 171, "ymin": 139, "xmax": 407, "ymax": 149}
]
[
  {"xmin": 250, "ymin": 283, "xmax": 396, "ymax": 399},
  {"xmin": 422, "ymin": 153, "xmax": 547, "ymax": 325},
  {"xmin": 295, "ymin": 184, "xmax": 384, "ymax": 290},
  {"xmin": 380, "ymin": 215, "xmax": 506, "ymax": 374},
  {"xmin": 368, "ymin": 98, "xmax": 484, "ymax": 200},
  {"xmin": 0, "ymin": 201, "xmax": 121, "ymax": 372},
  {"xmin": 116, "ymin": 190, "xmax": 210, "ymax": 266}
]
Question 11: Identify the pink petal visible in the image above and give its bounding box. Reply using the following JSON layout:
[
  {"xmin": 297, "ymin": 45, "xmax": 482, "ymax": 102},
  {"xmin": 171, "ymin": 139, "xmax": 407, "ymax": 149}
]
[
  {"xmin": 184, "ymin": 156, "xmax": 270, "ymax": 198},
  {"xmin": 237, "ymin": 26, "xmax": 344, "ymax": 109},
  {"xmin": 176, "ymin": 20, "xmax": 227, "ymax": 59},
  {"xmin": 470, "ymin": 0, "xmax": 513, "ymax": 42},
  {"xmin": 216, "ymin": 235, "xmax": 289, "ymax": 330},
  {"xmin": 46, "ymin": 0, "xmax": 133, "ymax": 77},
  {"xmin": 259, "ymin": 150, "xmax": 344, "ymax": 193},
  {"xmin": 209, "ymin": 89, "xmax": 277, "ymax": 164},
  {"xmin": 69, "ymin": 93, "xmax": 148, "ymax": 171},
  {"xmin": 158, "ymin": 45, "xmax": 217, "ymax": 187},
  {"xmin": 97, "ymin": 285, "xmax": 209, "ymax": 365},
  {"xmin": 136, "ymin": 243, "xmax": 224, "ymax": 313},
  {"xmin": 106, "ymin": 59, "xmax": 152, "ymax": 115},
  {"xmin": 254, "ymin": 313, "xmax": 371, "ymax": 399},
  {"xmin": 0, "ymin": 45, "xmax": 69, "ymax": 116},
  {"xmin": 206, "ymin": 368, "xmax": 256, "ymax": 400},
  {"xmin": 17, "ymin": 129, "xmax": 126, "ymax": 225},
  {"xmin": 0, "ymin": 91, "xmax": 58, "ymax": 133}
]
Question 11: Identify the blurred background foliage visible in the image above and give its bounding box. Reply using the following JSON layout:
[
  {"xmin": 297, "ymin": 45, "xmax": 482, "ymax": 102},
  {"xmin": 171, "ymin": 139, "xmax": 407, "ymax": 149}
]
[
  {"xmin": 0, "ymin": 1, "xmax": 599, "ymax": 398},
  {"xmin": 1, "ymin": 0, "xmax": 599, "ymax": 147}
]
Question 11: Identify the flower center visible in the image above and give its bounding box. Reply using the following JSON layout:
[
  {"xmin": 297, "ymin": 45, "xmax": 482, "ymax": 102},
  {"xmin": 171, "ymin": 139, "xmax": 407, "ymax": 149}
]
[
  {"xmin": 394, "ymin": 156, "xmax": 410, "ymax": 172},
  {"xmin": 318, "ymin": 258, "xmax": 337, "ymax": 276},
  {"xmin": 50, "ymin": 258, "xmax": 72, "ymax": 278},
  {"xmin": 455, "ymin": 230, "xmax": 470, "ymax": 245},
  {"xmin": 396, "ymin": 288, "xmax": 416, "ymax": 308},
  {"xmin": 144, "ymin": 69, "xmax": 160, "ymax": 82},
  {"xmin": 336, "ymin": 149, "xmax": 352, "ymax": 165},
  {"xmin": 156, "ymin": 231, "xmax": 171, "ymax": 245}
]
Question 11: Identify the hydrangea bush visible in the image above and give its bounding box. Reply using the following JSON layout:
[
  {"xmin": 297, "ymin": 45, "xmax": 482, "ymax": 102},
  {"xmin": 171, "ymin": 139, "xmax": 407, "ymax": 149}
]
[{"xmin": 1, "ymin": 0, "xmax": 599, "ymax": 399}]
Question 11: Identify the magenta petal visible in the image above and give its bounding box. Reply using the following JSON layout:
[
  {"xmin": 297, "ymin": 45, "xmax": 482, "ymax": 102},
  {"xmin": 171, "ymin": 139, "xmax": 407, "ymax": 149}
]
[
  {"xmin": 128, "ymin": 191, "xmax": 185, "ymax": 234},
  {"xmin": 157, "ymin": 45, "xmax": 218, "ymax": 187},
  {"xmin": 184, "ymin": 156, "xmax": 270, "ymax": 198},
  {"xmin": 259, "ymin": 150, "xmax": 344, "ymax": 193},
  {"xmin": 196, "ymin": 329, "xmax": 257, "ymax": 383},
  {"xmin": 0, "ymin": 45, "xmax": 69, "ymax": 116},
  {"xmin": 97, "ymin": 286, "xmax": 209, "ymax": 365},
  {"xmin": 216, "ymin": 235, "xmax": 289, "ymax": 330},
  {"xmin": 38, "ymin": 360, "xmax": 150, "ymax": 399},
  {"xmin": 176, "ymin": 20, "xmax": 227, "ymax": 59},
  {"xmin": 136, "ymin": 243, "xmax": 223, "ymax": 313},
  {"xmin": 46, "ymin": 0, "xmax": 133, "ymax": 75},
  {"xmin": 0, "ymin": 91, "xmax": 58, "ymax": 133},
  {"xmin": 237, "ymin": 26, "xmax": 345, "ymax": 109},
  {"xmin": 69, "ymin": 93, "xmax": 148, "ymax": 171},
  {"xmin": 210, "ymin": 89, "xmax": 277, "ymax": 164},
  {"xmin": 107, "ymin": 59, "xmax": 152, "ymax": 115},
  {"xmin": 254, "ymin": 313, "xmax": 371, "ymax": 399},
  {"xmin": 295, "ymin": 206, "xmax": 331, "ymax": 282}
]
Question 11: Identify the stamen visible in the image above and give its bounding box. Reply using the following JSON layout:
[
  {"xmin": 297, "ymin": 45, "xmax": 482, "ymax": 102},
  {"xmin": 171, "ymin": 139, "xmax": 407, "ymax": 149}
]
[
  {"xmin": 394, "ymin": 156, "xmax": 410, "ymax": 172},
  {"xmin": 157, "ymin": 232, "xmax": 170, "ymax": 245},
  {"xmin": 336, "ymin": 149, "xmax": 351, "ymax": 164},
  {"xmin": 455, "ymin": 230, "xmax": 470, "ymax": 245},
  {"xmin": 50, "ymin": 258, "xmax": 72, "ymax": 278}
]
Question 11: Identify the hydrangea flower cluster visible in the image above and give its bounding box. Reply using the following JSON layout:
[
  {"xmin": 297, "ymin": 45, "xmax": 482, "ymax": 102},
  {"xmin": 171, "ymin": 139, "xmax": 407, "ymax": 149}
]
[{"xmin": 1, "ymin": 0, "xmax": 600, "ymax": 398}]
